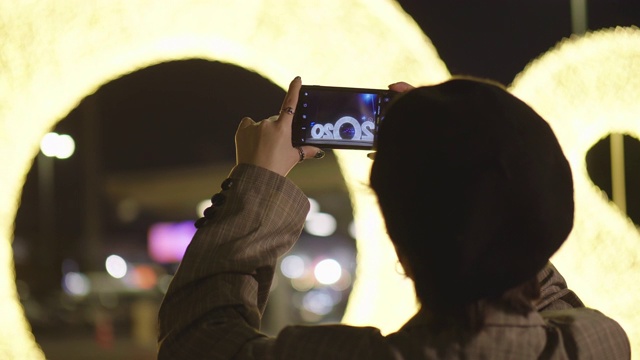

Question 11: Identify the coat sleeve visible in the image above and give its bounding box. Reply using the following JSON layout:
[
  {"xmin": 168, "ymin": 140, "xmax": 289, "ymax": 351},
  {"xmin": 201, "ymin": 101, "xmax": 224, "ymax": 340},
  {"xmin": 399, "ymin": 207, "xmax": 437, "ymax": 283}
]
[{"xmin": 157, "ymin": 164, "xmax": 310, "ymax": 360}]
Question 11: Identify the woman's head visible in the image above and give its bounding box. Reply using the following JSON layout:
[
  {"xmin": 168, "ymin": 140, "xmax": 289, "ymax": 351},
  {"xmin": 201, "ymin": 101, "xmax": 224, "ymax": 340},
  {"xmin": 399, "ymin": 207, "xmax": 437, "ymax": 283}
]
[{"xmin": 370, "ymin": 78, "xmax": 574, "ymax": 311}]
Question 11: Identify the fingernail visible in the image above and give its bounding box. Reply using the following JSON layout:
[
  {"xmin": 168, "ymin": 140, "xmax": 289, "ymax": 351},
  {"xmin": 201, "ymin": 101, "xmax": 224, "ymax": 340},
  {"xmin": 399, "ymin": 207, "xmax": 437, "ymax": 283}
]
[
  {"xmin": 314, "ymin": 150, "xmax": 325, "ymax": 159},
  {"xmin": 295, "ymin": 76, "xmax": 301, "ymax": 80}
]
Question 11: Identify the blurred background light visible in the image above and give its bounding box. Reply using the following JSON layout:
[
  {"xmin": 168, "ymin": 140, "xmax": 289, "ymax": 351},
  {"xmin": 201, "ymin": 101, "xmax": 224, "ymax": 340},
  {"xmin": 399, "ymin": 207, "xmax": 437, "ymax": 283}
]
[
  {"xmin": 348, "ymin": 220, "xmax": 357, "ymax": 239},
  {"xmin": 105, "ymin": 255, "xmax": 127, "ymax": 279},
  {"xmin": 147, "ymin": 221, "xmax": 195, "ymax": 264},
  {"xmin": 314, "ymin": 258, "xmax": 342, "ymax": 285},
  {"xmin": 62, "ymin": 272, "xmax": 90, "ymax": 296},
  {"xmin": 290, "ymin": 274, "xmax": 316, "ymax": 293},
  {"xmin": 307, "ymin": 198, "xmax": 320, "ymax": 220},
  {"xmin": 196, "ymin": 199, "xmax": 210, "ymax": 217},
  {"xmin": 302, "ymin": 289, "xmax": 335, "ymax": 316},
  {"xmin": 280, "ymin": 255, "xmax": 306, "ymax": 279},
  {"xmin": 53, "ymin": 134, "xmax": 75, "ymax": 159},
  {"xmin": 128, "ymin": 264, "xmax": 157, "ymax": 290},
  {"xmin": 39, "ymin": 133, "xmax": 60, "ymax": 157},
  {"xmin": 304, "ymin": 212, "xmax": 337, "ymax": 237},
  {"xmin": 330, "ymin": 271, "xmax": 353, "ymax": 292},
  {"xmin": 39, "ymin": 132, "xmax": 75, "ymax": 159}
]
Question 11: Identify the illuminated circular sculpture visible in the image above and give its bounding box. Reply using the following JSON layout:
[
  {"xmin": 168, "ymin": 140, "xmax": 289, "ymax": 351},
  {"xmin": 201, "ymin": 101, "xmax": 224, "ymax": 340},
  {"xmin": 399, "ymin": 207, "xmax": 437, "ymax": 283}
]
[
  {"xmin": 511, "ymin": 26, "xmax": 640, "ymax": 355},
  {"xmin": 0, "ymin": 1, "xmax": 447, "ymax": 357},
  {"xmin": 1, "ymin": 0, "xmax": 639, "ymax": 358}
]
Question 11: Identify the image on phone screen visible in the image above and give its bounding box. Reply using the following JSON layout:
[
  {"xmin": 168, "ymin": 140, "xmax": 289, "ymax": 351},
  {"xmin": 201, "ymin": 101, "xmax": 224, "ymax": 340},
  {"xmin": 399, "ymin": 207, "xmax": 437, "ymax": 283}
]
[{"xmin": 292, "ymin": 86, "xmax": 396, "ymax": 150}]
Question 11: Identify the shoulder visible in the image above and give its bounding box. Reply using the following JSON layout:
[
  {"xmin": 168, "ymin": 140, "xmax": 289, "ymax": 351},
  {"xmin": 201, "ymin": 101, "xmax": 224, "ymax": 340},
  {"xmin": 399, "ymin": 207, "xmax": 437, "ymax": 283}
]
[
  {"xmin": 274, "ymin": 324, "xmax": 395, "ymax": 360},
  {"xmin": 542, "ymin": 307, "xmax": 631, "ymax": 359}
]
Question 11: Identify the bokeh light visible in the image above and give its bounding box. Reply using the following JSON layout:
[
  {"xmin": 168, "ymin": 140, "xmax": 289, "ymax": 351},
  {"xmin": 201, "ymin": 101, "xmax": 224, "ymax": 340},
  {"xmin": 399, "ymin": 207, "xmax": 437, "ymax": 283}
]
[
  {"xmin": 196, "ymin": 199, "xmax": 210, "ymax": 217},
  {"xmin": 302, "ymin": 289, "xmax": 335, "ymax": 316},
  {"xmin": 348, "ymin": 220, "xmax": 357, "ymax": 239},
  {"xmin": 105, "ymin": 254, "xmax": 127, "ymax": 279},
  {"xmin": 62, "ymin": 272, "xmax": 91, "ymax": 297},
  {"xmin": 307, "ymin": 198, "xmax": 320, "ymax": 219},
  {"xmin": 305, "ymin": 212, "xmax": 337, "ymax": 237},
  {"xmin": 55, "ymin": 134, "xmax": 75, "ymax": 159},
  {"xmin": 129, "ymin": 265, "xmax": 158, "ymax": 290},
  {"xmin": 314, "ymin": 258, "xmax": 342, "ymax": 285},
  {"xmin": 290, "ymin": 275, "xmax": 316, "ymax": 293},
  {"xmin": 40, "ymin": 132, "xmax": 75, "ymax": 159},
  {"xmin": 280, "ymin": 255, "xmax": 306, "ymax": 279},
  {"xmin": 330, "ymin": 271, "xmax": 353, "ymax": 292}
]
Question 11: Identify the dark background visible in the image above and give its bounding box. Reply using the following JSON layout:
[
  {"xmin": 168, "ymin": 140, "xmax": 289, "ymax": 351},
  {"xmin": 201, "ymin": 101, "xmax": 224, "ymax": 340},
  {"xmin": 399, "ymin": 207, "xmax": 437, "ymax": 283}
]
[{"xmin": 11, "ymin": 1, "xmax": 640, "ymax": 359}]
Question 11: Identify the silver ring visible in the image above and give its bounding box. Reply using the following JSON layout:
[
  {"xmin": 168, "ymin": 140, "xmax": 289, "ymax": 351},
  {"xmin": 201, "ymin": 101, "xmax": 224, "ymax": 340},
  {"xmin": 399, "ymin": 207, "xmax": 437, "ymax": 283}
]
[
  {"xmin": 281, "ymin": 106, "xmax": 295, "ymax": 115},
  {"xmin": 296, "ymin": 147, "xmax": 305, "ymax": 163}
]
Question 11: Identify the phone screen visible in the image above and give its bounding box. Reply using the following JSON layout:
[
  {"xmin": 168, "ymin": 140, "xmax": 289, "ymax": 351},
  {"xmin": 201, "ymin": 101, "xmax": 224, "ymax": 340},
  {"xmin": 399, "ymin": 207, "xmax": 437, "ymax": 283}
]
[{"xmin": 292, "ymin": 85, "xmax": 397, "ymax": 150}]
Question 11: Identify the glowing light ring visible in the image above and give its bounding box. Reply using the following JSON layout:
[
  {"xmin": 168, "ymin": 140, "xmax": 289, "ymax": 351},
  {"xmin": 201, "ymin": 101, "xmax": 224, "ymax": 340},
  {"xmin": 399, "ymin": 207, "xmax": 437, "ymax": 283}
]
[
  {"xmin": 510, "ymin": 26, "xmax": 640, "ymax": 355},
  {"xmin": 0, "ymin": 0, "xmax": 447, "ymax": 357}
]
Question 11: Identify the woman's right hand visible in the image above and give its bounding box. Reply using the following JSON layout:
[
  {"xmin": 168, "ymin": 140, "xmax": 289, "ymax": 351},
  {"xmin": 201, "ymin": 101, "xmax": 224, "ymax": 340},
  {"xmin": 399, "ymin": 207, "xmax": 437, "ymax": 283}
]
[{"xmin": 235, "ymin": 77, "xmax": 323, "ymax": 177}]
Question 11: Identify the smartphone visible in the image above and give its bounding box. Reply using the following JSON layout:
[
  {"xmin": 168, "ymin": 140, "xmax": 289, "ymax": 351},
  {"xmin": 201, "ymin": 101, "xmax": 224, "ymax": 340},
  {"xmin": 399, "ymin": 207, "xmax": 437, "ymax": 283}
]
[{"xmin": 291, "ymin": 85, "xmax": 398, "ymax": 150}]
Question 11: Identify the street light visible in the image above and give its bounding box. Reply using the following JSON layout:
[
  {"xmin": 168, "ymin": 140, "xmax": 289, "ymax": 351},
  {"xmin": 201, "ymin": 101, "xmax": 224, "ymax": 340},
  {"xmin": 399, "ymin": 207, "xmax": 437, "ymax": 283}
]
[
  {"xmin": 37, "ymin": 132, "xmax": 75, "ymax": 296},
  {"xmin": 40, "ymin": 132, "xmax": 75, "ymax": 159}
]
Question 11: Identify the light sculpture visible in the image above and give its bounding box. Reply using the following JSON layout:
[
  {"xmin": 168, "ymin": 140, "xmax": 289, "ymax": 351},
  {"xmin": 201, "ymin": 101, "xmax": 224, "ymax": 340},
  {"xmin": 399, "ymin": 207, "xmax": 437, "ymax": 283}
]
[
  {"xmin": 0, "ymin": 1, "xmax": 446, "ymax": 357},
  {"xmin": 511, "ymin": 26, "xmax": 640, "ymax": 355}
]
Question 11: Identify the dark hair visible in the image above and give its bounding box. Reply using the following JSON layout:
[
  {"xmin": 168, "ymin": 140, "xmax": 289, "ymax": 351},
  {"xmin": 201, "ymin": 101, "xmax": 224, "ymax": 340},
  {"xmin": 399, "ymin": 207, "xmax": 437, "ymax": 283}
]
[{"xmin": 370, "ymin": 77, "xmax": 574, "ymax": 329}]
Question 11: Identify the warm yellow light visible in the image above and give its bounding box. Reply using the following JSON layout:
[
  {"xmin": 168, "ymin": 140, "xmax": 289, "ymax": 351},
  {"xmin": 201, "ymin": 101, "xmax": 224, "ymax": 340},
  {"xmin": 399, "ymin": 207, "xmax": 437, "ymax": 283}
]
[
  {"xmin": 0, "ymin": 0, "xmax": 445, "ymax": 357},
  {"xmin": 510, "ymin": 26, "xmax": 640, "ymax": 355},
  {"xmin": 336, "ymin": 150, "xmax": 426, "ymax": 331}
]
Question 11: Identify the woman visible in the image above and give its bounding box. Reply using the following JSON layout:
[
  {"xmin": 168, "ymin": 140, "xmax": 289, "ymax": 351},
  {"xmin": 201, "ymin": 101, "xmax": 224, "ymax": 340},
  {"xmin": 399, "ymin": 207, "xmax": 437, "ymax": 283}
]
[{"xmin": 158, "ymin": 77, "xmax": 629, "ymax": 359}]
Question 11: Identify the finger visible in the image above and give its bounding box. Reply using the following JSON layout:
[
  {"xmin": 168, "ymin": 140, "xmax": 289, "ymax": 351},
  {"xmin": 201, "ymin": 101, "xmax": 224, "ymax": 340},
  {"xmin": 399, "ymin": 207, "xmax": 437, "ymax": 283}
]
[
  {"xmin": 299, "ymin": 146, "xmax": 325, "ymax": 160},
  {"xmin": 237, "ymin": 117, "xmax": 255, "ymax": 129},
  {"xmin": 277, "ymin": 76, "xmax": 302, "ymax": 125},
  {"xmin": 388, "ymin": 81, "xmax": 415, "ymax": 93}
]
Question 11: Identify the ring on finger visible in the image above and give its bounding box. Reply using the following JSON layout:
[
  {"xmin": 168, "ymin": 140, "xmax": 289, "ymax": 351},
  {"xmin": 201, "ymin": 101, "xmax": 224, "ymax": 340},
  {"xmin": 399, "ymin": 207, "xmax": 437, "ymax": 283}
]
[
  {"xmin": 280, "ymin": 106, "xmax": 295, "ymax": 115},
  {"xmin": 296, "ymin": 146, "xmax": 305, "ymax": 163}
]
